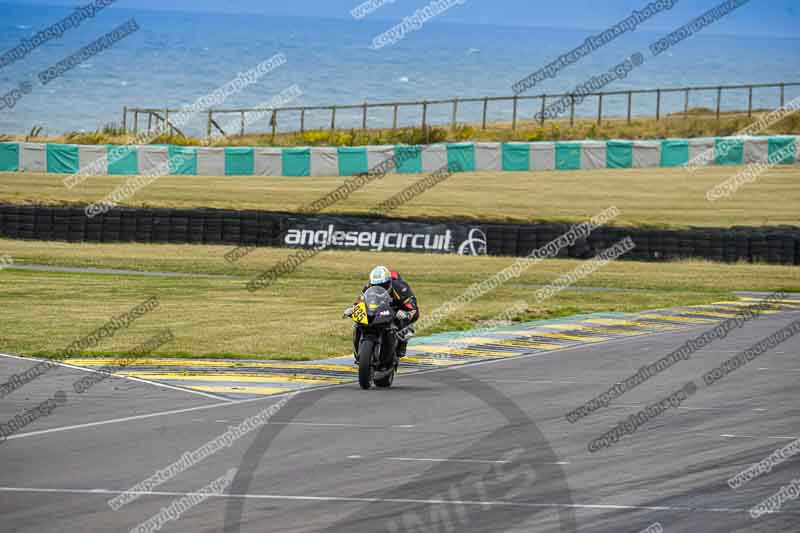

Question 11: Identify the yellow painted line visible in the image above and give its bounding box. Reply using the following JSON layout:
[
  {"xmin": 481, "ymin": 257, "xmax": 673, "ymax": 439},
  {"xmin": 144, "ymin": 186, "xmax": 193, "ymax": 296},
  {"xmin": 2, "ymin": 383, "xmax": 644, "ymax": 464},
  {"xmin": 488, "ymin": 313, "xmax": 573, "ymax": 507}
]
[
  {"xmin": 66, "ymin": 359, "xmax": 356, "ymax": 373},
  {"xmin": 524, "ymin": 331, "xmax": 609, "ymax": 343},
  {"xmin": 711, "ymin": 301, "xmax": 790, "ymax": 310},
  {"xmin": 410, "ymin": 345, "xmax": 510, "ymax": 357},
  {"xmin": 583, "ymin": 318, "xmax": 668, "ymax": 329},
  {"xmin": 446, "ymin": 337, "xmax": 504, "ymax": 345},
  {"xmin": 693, "ymin": 306, "xmax": 780, "ymax": 315},
  {"xmin": 189, "ymin": 385, "xmax": 291, "ymax": 396},
  {"xmin": 403, "ymin": 356, "xmax": 462, "ymax": 366},
  {"xmin": 119, "ymin": 372, "xmax": 351, "ymax": 384},
  {"xmin": 497, "ymin": 340, "xmax": 564, "ymax": 351},
  {"xmin": 680, "ymin": 310, "xmax": 760, "ymax": 319},
  {"xmin": 637, "ymin": 314, "xmax": 714, "ymax": 324},
  {"xmin": 549, "ymin": 324, "xmax": 643, "ymax": 336},
  {"xmin": 739, "ymin": 298, "xmax": 800, "ymax": 306}
]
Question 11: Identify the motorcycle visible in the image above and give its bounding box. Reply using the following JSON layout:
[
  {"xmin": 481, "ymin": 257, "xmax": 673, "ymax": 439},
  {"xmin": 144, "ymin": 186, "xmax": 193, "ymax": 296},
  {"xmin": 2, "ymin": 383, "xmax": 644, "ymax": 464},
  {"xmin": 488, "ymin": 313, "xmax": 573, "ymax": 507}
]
[{"xmin": 348, "ymin": 286, "xmax": 402, "ymax": 389}]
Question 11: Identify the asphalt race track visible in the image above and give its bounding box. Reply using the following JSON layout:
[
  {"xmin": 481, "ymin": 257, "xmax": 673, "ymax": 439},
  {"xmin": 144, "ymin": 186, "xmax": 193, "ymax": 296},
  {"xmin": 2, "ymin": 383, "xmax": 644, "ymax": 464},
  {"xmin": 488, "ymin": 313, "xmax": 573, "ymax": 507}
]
[{"xmin": 1, "ymin": 298, "xmax": 799, "ymax": 532}]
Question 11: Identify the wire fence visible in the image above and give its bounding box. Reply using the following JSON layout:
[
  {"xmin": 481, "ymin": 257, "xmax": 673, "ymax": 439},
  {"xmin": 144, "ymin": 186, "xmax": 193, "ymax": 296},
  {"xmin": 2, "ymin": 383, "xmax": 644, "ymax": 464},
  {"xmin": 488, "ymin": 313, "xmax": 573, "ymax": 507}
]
[{"xmin": 124, "ymin": 81, "xmax": 800, "ymax": 139}]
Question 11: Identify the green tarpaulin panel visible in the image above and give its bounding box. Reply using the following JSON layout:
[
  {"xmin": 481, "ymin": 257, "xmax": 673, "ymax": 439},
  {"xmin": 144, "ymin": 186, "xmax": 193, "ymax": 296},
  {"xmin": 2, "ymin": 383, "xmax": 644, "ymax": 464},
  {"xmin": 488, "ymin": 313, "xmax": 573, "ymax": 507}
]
[
  {"xmin": 555, "ymin": 142, "xmax": 581, "ymax": 170},
  {"xmin": 168, "ymin": 146, "xmax": 197, "ymax": 175},
  {"xmin": 46, "ymin": 143, "xmax": 79, "ymax": 174},
  {"xmin": 502, "ymin": 143, "xmax": 529, "ymax": 171},
  {"xmin": 606, "ymin": 140, "xmax": 633, "ymax": 168},
  {"xmin": 661, "ymin": 139, "xmax": 689, "ymax": 167},
  {"xmin": 0, "ymin": 143, "xmax": 19, "ymax": 171},
  {"xmin": 107, "ymin": 145, "xmax": 138, "ymax": 175},
  {"xmin": 768, "ymin": 136, "xmax": 796, "ymax": 165},
  {"xmin": 225, "ymin": 147, "xmax": 255, "ymax": 175},
  {"xmin": 395, "ymin": 145, "xmax": 422, "ymax": 174},
  {"xmin": 447, "ymin": 143, "xmax": 475, "ymax": 172},
  {"xmin": 715, "ymin": 138, "xmax": 744, "ymax": 165},
  {"xmin": 337, "ymin": 146, "xmax": 369, "ymax": 176},
  {"xmin": 282, "ymin": 148, "xmax": 311, "ymax": 176}
]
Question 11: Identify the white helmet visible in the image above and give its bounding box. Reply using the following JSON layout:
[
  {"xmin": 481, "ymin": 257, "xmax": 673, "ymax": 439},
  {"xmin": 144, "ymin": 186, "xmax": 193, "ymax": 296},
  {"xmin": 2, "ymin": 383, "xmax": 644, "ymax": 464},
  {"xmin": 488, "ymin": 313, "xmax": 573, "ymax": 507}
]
[{"xmin": 369, "ymin": 265, "xmax": 392, "ymax": 290}]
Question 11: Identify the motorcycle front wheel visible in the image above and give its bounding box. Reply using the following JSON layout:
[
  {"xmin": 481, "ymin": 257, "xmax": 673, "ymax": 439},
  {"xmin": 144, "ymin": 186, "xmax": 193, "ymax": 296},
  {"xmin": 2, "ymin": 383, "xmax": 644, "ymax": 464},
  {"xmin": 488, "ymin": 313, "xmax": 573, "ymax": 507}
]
[{"xmin": 358, "ymin": 338, "xmax": 375, "ymax": 389}]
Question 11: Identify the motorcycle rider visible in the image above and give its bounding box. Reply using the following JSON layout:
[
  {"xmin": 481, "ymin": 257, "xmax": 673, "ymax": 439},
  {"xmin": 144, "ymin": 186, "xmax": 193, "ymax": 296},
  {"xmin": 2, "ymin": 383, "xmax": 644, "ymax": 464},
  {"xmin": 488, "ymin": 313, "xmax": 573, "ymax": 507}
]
[{"xmin": 344, "ymin": 265, "xmax": 419, "ymax": 360}]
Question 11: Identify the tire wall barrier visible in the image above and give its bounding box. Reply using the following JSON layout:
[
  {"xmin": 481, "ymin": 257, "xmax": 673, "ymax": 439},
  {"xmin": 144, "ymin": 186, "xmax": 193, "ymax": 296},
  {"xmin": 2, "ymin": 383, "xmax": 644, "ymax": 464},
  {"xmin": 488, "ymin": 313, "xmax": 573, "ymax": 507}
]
[{"xmin": 0, "ymin": 204, "xmax": 798, "ymax": 265}]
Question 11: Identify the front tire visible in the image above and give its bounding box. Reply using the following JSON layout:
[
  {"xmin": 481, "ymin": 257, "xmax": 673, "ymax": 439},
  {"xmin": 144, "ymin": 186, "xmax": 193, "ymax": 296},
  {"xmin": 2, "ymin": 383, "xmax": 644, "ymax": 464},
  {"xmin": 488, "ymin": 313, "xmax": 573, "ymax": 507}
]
[{"xmin": 358, "ymin": 338, "xmax": 375, "ymax": 390}]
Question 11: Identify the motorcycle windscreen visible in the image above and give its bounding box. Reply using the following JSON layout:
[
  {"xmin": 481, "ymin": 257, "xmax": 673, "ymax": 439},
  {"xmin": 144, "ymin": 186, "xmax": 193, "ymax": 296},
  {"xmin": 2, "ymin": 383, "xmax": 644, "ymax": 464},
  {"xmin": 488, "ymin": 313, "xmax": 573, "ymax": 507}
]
[{"xmin": 363, "ymin": 286, "xmax": 394, "ymax": 324}]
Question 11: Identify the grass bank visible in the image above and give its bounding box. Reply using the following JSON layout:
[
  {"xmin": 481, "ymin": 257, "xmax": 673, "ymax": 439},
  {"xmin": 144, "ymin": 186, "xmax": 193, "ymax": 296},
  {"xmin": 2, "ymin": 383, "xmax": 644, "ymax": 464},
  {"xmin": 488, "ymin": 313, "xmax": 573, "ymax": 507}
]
[{"xmin": 2, "ymin": 166, "xmax": 799, "ymax": 229}]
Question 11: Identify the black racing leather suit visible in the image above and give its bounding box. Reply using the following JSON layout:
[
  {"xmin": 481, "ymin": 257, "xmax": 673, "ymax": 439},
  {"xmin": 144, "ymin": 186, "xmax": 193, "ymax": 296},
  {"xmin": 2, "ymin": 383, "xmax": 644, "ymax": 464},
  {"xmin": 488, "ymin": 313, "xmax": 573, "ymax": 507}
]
[{"xmin": 352, "ymin": 271, "xmax": 419, "ymax": 359}]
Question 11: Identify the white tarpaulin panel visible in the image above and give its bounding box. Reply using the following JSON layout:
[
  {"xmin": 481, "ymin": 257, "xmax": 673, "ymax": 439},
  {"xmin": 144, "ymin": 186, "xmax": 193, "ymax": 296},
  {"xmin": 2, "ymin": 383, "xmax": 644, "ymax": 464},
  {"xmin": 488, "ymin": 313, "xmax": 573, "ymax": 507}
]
[
  {"xmin": 311, "ymin": 147, "xmax": 339, "ymax": 177},
  {"xmin": 632, "ymin": 141, "xmax": 661, "ymax": 168},
  {"xmin": 137, "ymin": 146, "xmax": 169, "ymax": 175},
  {"xmin": 78, "ymin": 145, "xmax": 108, "ymax": 176},
  {"xmin": 254, "ymin": 147, "xmax": 282, "ymax": 176},
  {"xmin": 196, "ymin": 147, "xmax": 226, "ymax": 176},
  {"xmin": 475, "ymin": 142, "xmax": 502, "ymax": 172},
  {"xmin": 421, "ymin": 144, "xmax": 447, "ymax": 173},
  {"xmin": 530, "ymin": 142, "xmax": 555, "ymax": 171},
  {"xmin": 581, "ymin": 141, "xmax": 606, "ymax": 169},
  {"xmin": 20, "ymin": 142, "xmax": 46, "ymax": 172},
  {"xmin": 688, "ymin": 138, "xmax": 715, "ymax": 166},
  {"xmin": 366, "ymin": 145, "xmax": 395, "ymax": 173}
]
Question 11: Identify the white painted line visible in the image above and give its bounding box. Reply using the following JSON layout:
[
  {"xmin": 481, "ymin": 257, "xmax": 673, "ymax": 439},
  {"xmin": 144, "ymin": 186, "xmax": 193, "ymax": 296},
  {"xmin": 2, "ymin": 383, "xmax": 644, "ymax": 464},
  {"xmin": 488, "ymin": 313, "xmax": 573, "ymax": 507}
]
[
  {"xmin": 0, "ymin": 352, "xmax": 232, "ymax": 402},
  {"xmin": 3, "ymin": 396, "xmax": 274, "ymax": 441},
  {"xmin": 473, "ymin": 379, "xmax": 580, "ymax": 385},
  {"xmin": 718, "ymin": 434, "xmax": 798, "ymax": 440},
  {"xmin": 270, "ymin": 421, "xmax": 415, "ymax": 429},
  {"xmin": 393, "ymin": 457, "xmax": 510, "ymax": 464},
  {"xmin": 214, "ymin": 420, "xmax": 229, "ymax": 423},
  {"xmin": 347, "ymin": 455, "xmax": 569, "ymax": 465},
  {"xmin": 0, "ymin": 486, "xmax": 797, "ymax": 515}
]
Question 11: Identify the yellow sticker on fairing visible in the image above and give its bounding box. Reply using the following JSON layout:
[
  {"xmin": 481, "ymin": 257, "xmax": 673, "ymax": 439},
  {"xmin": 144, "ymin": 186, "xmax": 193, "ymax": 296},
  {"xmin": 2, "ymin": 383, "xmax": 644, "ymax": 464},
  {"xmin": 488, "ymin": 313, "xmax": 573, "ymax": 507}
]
[{"xmin": 352, "ymin": 301, "xmax": 369, "ymax": 325}]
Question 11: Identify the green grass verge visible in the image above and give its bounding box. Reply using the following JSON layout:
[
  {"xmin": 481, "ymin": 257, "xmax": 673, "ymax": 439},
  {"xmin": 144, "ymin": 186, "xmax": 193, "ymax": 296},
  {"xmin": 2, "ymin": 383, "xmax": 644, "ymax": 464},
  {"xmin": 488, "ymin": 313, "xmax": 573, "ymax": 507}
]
[{"xmin": 1, "ymin": 240, "xmax": 797, "ymax": 360}]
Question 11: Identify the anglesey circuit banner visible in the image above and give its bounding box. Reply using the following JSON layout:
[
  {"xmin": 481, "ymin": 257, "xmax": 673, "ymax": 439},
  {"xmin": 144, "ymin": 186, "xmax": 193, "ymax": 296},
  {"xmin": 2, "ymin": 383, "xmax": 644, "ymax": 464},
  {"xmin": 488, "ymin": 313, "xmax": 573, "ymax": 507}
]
[{"xmin": 279, "ymin": 215, "xmax": 488, "ymax": 256}]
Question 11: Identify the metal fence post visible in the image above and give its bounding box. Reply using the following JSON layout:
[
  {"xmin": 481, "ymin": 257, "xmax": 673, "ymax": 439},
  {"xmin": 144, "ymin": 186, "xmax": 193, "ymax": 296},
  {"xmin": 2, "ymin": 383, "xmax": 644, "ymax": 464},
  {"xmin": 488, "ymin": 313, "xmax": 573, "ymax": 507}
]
[
  {"xmin": 362, "ymin": 101, "xmax": 368, "ymax": 131},
  {"xmin": 271, "ymin": 110, "xmax": 278, "ymax": 139},
  {"xmin": 569, "ymin": 94, "xmax": 576, "ymax": 126},
  {"xmin": 164, "ymin": 108, "xmax": 170, "ymax": 135},
  {"xmin": 451, "ymin": 98, "xmax": 459, "ymax": 130},
  {"xmin": 716, "ymin": 86, "xmax": 722, "ymax": 134},
  {"xmin": 122, "ymin": 106, "xmax": 127, "ymax": 133},
  {"xmin": 392, "ymin": 104, "xmax": 398, "ymax": 130},
  {"xmin": 147, "ymin": 112, "xmax": 153, "ymax": 133},
  {"xmin": 748, "ymin": 86, "xmax": 753, "ymax": 118},
  {"xmin": 422, "ymin": 100, "xmax": 428, "ymax": 130},
  {"xmin": 627, "ymin": 91, "xmax": 632, "ymax": 124},
  {"xmin": 780, "ymin": 83, "xmax": 785, "ymax": 107},
  {"xmin": 512, "ymin": 95, "xmax": 518, "ymax": 132},
  {"xmin": 655, "ymin": 89, "xmax": 661, "ymax": 121},
  {"xmin": 134, "ymin": 111, "xmax": 138, "ymax": 135},
  {"xmin": 540, "ymin": 95, "xmax": 546, "ymax": 126},
  {"xmin": 331, "ymin": 106, "xmax": 337, "ymax": 131},
  {"xmin": 207, "ymin": 111, "xmax": 212, "ymax": 139},
  {"xmin": 482, "ymin": 97, "xmax": 488, "ymax": 130},
  {"xmin": 241, "ymin": 111, "xmax": 246, "ymax": 136},
  {"xmin": 300, "ymin": 108, "xmax": 305, "ymax": 133},
  {"xmin": 597, "ymin": 93, "xmax": 603, "ymax": 125}
]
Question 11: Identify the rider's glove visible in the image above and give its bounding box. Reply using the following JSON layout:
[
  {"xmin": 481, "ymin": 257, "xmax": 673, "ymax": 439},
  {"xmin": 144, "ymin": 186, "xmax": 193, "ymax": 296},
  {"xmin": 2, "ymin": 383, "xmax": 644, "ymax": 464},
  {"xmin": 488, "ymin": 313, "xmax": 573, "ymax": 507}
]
[
  {"xmin": 343, "ymin": 307, "xmax": 354, "ymax": 318},
  {"xmin": 396, "ymin": 309, "xmax": 409, "ymax": 320}
]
